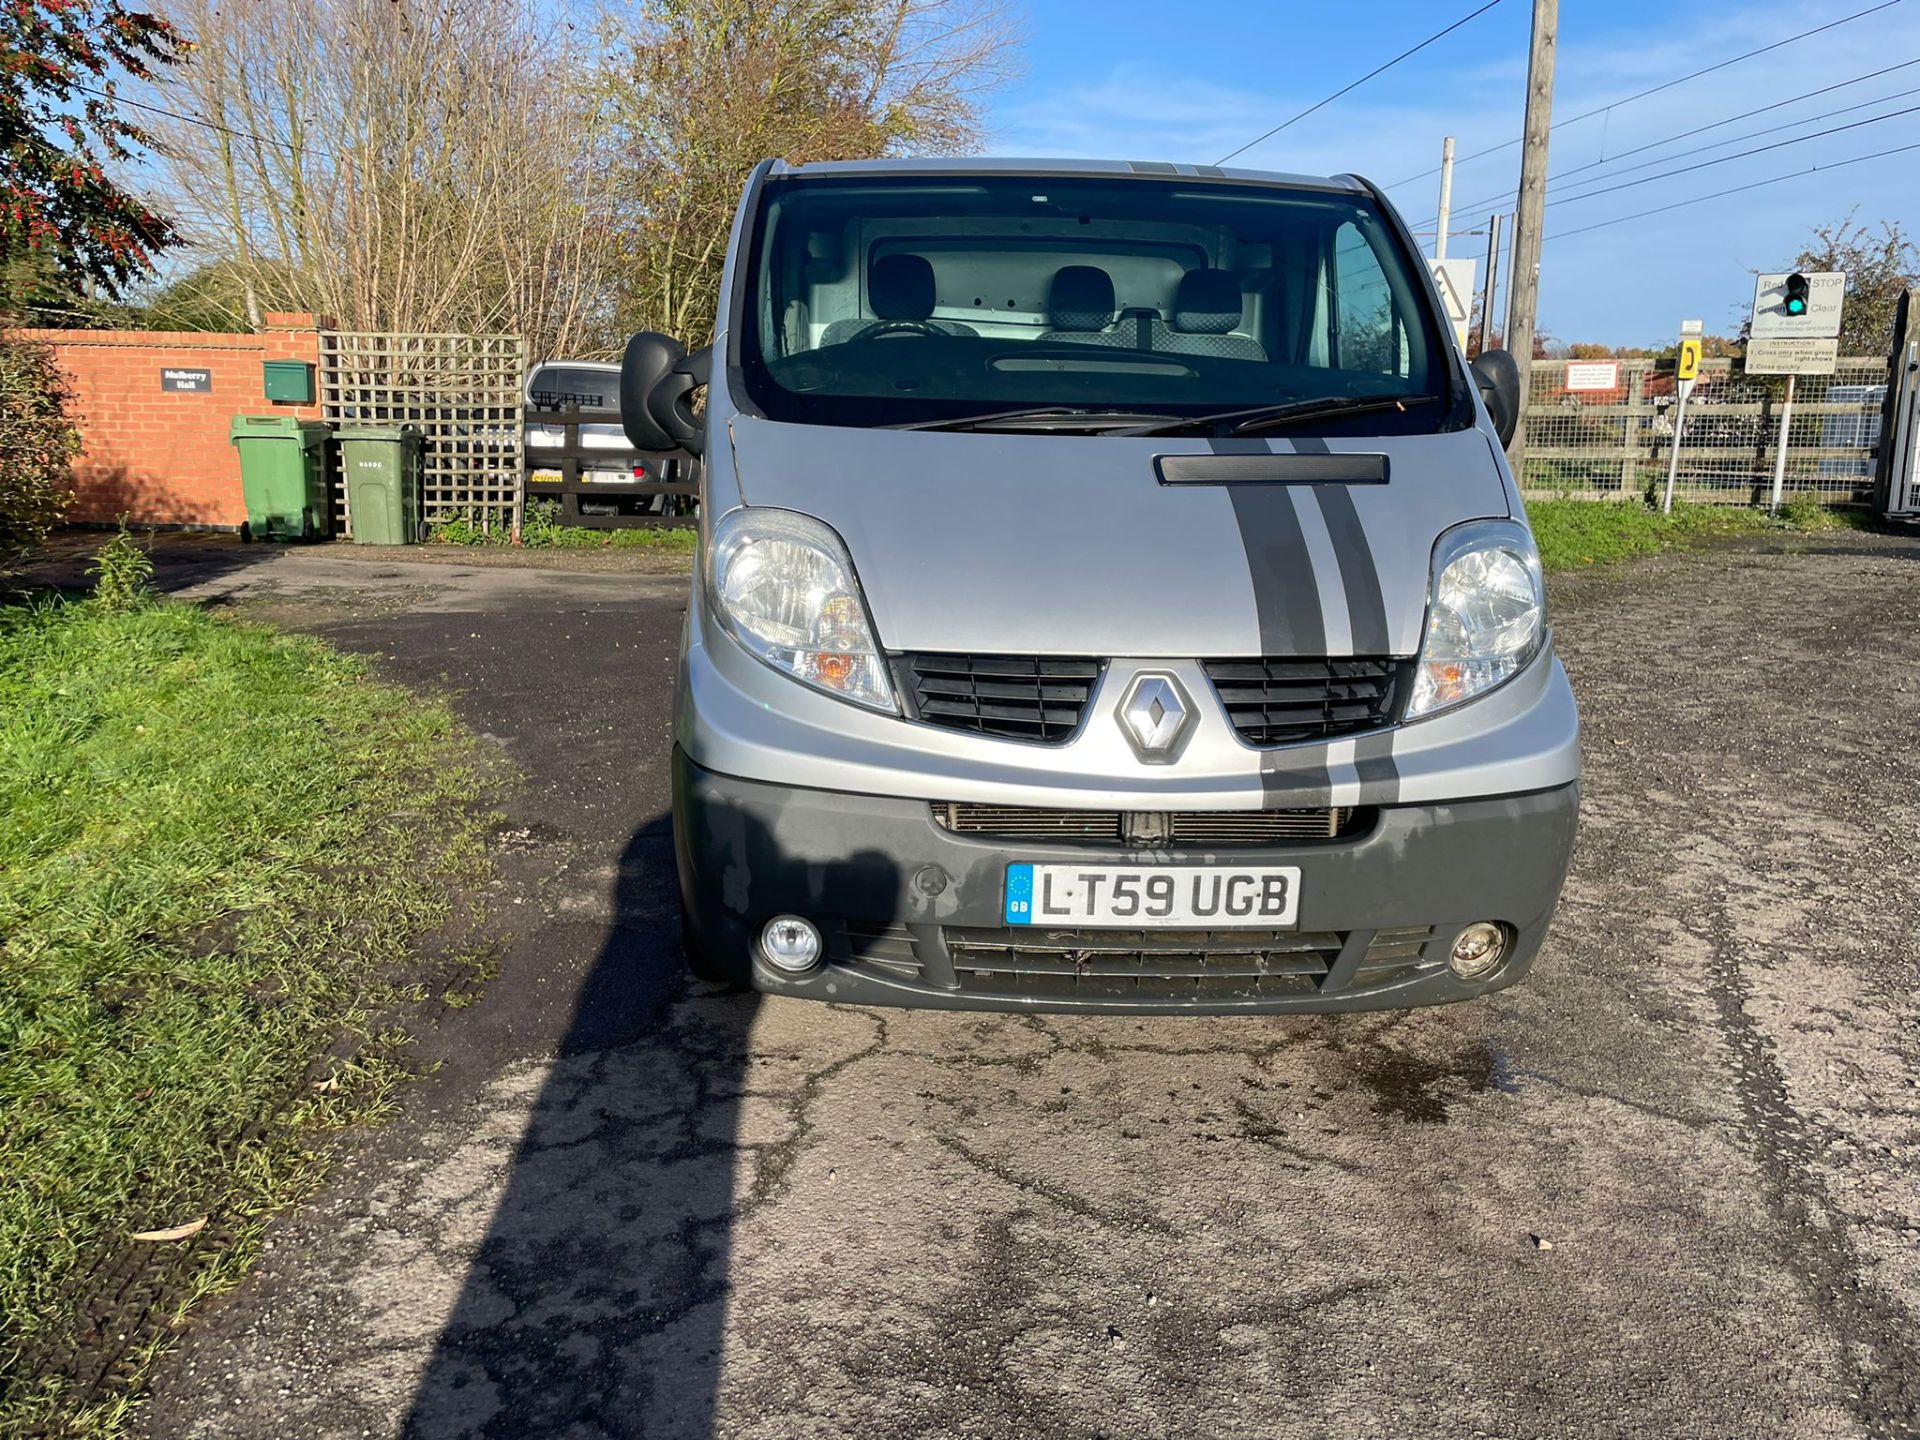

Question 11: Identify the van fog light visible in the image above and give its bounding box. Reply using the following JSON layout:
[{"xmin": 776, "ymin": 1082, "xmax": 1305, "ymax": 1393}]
[
  {"xmin": 1448, "ymin": 922, "xmax": 1508, "ymax": 980},
  {"xmin": 760, "ymin": 915, "xmax": 823, "ymax": 973}
]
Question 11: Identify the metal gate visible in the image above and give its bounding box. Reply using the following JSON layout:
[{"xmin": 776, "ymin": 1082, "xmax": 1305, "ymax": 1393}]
[{"xmin": 318, "ymin": 331, "xmax": 526, "ymax": 537}]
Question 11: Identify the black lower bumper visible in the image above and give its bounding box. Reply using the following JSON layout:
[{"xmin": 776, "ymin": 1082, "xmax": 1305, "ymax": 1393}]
[{"xmin": 673, "ymin": 749, "xmax": 1579, "ymax": 1015}]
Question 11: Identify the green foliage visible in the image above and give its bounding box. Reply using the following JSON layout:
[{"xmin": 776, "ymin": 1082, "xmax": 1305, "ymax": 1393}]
[
  {"xmin": 0, "ymin": 596, "xmax": 492, "ymax": 1435},
  {"xmin": 0, "ymin": 0, "xmax": 187, "ymax": 303},
  {"xmin": 1785, "ymin": 213, "xmax": 1916, "ymax": 356},
  {"xmin": 0, "ymin": 333, "xmax": 77, "ymax": 565},
  {"xmin": 1527, "ymin": 496, "xmax": 1867, "ymax": 573},
  {"xmin": 85, "ymin": 522, "xmax": 156, "ymax": 611},
  {"xmin": 429, "ymin": 499, "xmax": 698, "ymax": 550},
  {"xmin": 601, "ymin": 0, "xmax": 1018, "ymax": 343},
  {"xmin": 131, "ymin": 257, "xmax": 312, "ymax": 332}
]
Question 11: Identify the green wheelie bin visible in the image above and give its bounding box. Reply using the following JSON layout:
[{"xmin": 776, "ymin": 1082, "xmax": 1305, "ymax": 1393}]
[
  {"xmin": 229, "ymin": 415, "xmax": 332, "ymax": 542},
  {"xmin": 337, "ymin": 425, "xmax": 424, "ymax": 544}
]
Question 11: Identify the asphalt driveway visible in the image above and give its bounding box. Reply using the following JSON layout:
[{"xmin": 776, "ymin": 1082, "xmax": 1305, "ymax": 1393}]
[{"xmin": 118, "ymin": 531, "xmax": 1920, "ymax": 1440}]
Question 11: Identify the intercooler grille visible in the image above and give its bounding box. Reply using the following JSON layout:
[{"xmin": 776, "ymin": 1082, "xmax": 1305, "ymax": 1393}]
[
  {"xmin": 931, "ymin": 803, "xmax": 1360, "ymax": 845},
  {"xmin": 821, "ymin": 922, "xmax": 1449, "ymax": 1002}
]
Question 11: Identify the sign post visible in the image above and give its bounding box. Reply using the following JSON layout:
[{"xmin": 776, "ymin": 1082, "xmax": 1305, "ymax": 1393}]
[
  {"xmin": 1427, "ymin": 257, "xmax": 1477, "ymax": 353},
  {"xmin": 1748, "ymin": 271, "xmax": 1845, "ymax": 513},
  {"xmin": 1662, "ymin": 320, "xmax": 1703, "ymax": 514}
]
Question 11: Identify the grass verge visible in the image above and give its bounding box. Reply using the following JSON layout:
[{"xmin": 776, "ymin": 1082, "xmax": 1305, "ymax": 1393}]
[
  {"xmin": 0, "ymin": 592, "xmax": 495, "ymax": 1436},
  {"xmin": 430, "ymin": 498, "xmax": 698, "ymax": 551},
  {"xmin": 1526, "ymin": 495, "xmax": 1872, "ymax": 574}
]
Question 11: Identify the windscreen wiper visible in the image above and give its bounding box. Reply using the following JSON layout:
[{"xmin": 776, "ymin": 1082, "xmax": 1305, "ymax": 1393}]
[
  {"xmin": 1115, "ymin": 393, "xmax": 1440, "ymax": 438},
  {"xmin": 888, "ymin": 407, "xmax": 1189, "ymax": 433}
]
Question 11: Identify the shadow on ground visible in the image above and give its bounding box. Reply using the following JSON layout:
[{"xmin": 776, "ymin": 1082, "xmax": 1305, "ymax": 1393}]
[{"xmin": 7, "ymin": 529, "xmax": 281, "ymax": 599}]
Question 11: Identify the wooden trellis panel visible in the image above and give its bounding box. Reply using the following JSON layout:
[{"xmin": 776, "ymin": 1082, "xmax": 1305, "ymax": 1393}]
[{"xmin": 318, "ymin": 331, "xmax": 526, "ymax": 537}]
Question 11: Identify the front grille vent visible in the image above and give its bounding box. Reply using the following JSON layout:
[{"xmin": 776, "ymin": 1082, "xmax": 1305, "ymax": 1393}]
[
  {"xmin": 897, "ymin": 653, "xmax": 1101, "ymax": 743},
  {"xmin": 943, "ymin": 925, "xmax": 1340, "ymax": 1000},
  {"xmin": 1200, "ymin": 657, "xmax": 1404, "ymax": 747},
  {"xmin": 932, "ymin": 803, "xmax": 1359, "ymax": 845},
  {"xmin": 820, "ymin": 921, "xmax": 1450, "ymax": 1002}
]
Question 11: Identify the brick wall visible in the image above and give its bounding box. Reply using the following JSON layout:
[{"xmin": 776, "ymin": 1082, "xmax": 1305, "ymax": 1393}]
[{"xmin": 9, "ymin": 313, "xmax": 323, "ymax": 528}]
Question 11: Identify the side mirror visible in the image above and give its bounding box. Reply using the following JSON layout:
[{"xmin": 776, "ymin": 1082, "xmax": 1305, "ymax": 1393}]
[
  {"xmin": 620, "ymin": 333, "xmax": 709, "ymax": 455},
  {"xmin": 1470, "ymin": 348, "xmax": 1522, "ymax": 449}
]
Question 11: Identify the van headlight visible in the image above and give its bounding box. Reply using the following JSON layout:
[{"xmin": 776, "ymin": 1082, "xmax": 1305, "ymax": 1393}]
[
  {"xmin": 708, "ymin": 508, "xmax": 897, "ymax": 713},
  {"xmin": 1405, "ymin": 518, "xmax": 1545, "ymax": 720}
]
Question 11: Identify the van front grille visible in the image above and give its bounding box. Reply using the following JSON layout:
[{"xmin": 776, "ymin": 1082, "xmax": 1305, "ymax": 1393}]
[
  {"xmin": 897, "ymin": 653, "xmax": 1101, "ymax": 743},
  {"xmin": 819, "ymin": 922, "xmax": 1450, "ymax": 1003},
  {"xmin": 1200, "ymin": 657, "xmax": 1405, "ymax": 747},
  {"xmin": 931, "ymin": 803, "xmax": 1361, "ymax": 845}
]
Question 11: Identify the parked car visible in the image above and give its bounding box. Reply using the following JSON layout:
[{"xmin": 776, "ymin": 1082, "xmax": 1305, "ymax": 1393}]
[
  {"xmin": 524, "ymin": 358, "xmax": 693, "ymax": 520},
  {"xmin": 623, "ymin": 156, "xmax": 1579, "ymax": 1014}
]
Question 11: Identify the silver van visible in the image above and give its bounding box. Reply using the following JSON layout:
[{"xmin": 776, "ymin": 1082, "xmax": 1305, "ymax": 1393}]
[{"xmin": 619, "ymin": 157, "xmax": 1579, "ymax": 1014}]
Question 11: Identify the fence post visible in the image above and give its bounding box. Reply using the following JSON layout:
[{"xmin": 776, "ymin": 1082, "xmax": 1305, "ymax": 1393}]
[{"xmin": 1621, "ymin": 362, "xmax": 1644, "ymax": 498}]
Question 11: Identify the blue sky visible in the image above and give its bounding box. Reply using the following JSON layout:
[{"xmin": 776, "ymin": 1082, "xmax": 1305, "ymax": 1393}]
[{"xmin": 983, "ymin": 0, "xmax": 1920, "ymax": 346}]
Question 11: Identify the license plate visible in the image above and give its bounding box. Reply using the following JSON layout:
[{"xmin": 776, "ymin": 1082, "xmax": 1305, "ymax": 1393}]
[
  {"xmin": 1005, "ymin": 863, "xmax": 1300, "ymax": 928},
  {"xmin": 529, "ymin": 467, "xmax": 563, "ymax": 484}
]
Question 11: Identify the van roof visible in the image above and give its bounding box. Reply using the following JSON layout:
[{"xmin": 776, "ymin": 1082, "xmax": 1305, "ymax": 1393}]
[{"xmin": 767, "ymin": 156, "xmax": 1366, "ymax": 194}]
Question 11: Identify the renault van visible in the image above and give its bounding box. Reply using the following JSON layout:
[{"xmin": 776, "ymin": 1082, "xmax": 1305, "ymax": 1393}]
[{"xmin": 619, "ymin": 157, "xmax": 1579, "ymax": 1014}]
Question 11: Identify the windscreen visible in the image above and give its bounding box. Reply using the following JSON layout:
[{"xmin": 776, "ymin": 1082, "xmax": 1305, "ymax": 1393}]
[
  {"xmin": 738, "ymin": 174, "xmax": 1452, "ymax": 432},
  {"xmin": 527, "ymin": 365, "xmax": 620, "ymax": 414}
]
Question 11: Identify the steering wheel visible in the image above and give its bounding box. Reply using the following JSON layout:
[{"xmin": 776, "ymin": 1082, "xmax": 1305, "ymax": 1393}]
[{"xmin": 852, "ymin": 319, "xmax": 945, "ymax": 341}]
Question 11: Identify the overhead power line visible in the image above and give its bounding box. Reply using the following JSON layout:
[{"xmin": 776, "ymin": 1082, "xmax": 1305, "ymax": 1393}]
[
  {"xmin": 73, "ymin": 80, "xmax": 332, "ymax": 161},
  {"xmin": 1547, "ymin": 99, "xmax": 1920, "ymax": 204},
  {"xmin": 1425, "ymin": 72, "xmax": 1920, "ymax": 223},
  {"xmin": 1386, "ymin": 0, "xmax": 1903, "ymax": 187},
  {"xmin": 1545, "ymin": 138, "xmax": 1920, "ymax": 239},
  {"xmin": 1215, "ymin": 0, "xmax": 1506, "ymax": 165}
]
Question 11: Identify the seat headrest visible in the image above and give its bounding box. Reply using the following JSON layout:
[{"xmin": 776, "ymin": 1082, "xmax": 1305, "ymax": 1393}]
[
  {"xmin": 870, "ymin": 253, "xmax": 937, "ymax": 321},
  {"xmin": 1174, "ymin": 270, "xmax": 1243, "ymax": 334},
  {"xmin": 1047, "ymin": 265, "xmax": 1117, "ymax": 332}
]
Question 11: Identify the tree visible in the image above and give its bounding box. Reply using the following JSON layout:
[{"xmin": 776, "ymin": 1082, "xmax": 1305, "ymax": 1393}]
[
  {"xmin": 146, "ymin": 0, "xmax": 618, "ymax": 356},
  {"xmin": 1784, "ymin": 213, "xmax": 1916, "ymax": 356},
  {"xmin": 0, "ymin": 334, "xmax": 77, "ymax": 564},
  {"xmin": 0, "ymin": 0, "xmax": 186, "ymax": 305},
  {"xmin": 601, "ymin": 0, "xmax": 1021, "ymax": 345}
]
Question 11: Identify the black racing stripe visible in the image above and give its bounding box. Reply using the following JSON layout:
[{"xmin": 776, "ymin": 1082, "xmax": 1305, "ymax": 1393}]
[
  {"xmin": 1215, "ymin": 450, "xmax": 1333, "ymax": 803},
  {"xmin": 1290, "ymin": 435, "xmax": 1331, "ymax": 455},
  {"xmin": 1224, "ymin": 480, "xmax": 1325, "ymax": 655},
  {"xmin": 1353, "ymin": 730, "xmax": 1400, "ymax": 799},
  {"xmin": 1311, "ymin": 484, "xmax": 1393, "ymax": 656}
]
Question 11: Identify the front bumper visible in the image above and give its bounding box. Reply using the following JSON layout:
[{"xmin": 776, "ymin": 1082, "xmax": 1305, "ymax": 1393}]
[{"xmin": 674, "ymin": 750, "xmax": 1579, "ymax": 1015}]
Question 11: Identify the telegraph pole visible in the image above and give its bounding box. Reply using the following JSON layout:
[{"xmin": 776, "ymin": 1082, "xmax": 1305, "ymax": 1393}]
[
  {"xmin": 1503, "ymin": 0, "xmax": 1557, "ymax": 458},
  {"xmin": 1435, "ymin": 136, "xmax": 1455, "ymax": 260},
  {"xmin": 1478, "ymin": 212, "xmax": 1503, "ymax": 354}
]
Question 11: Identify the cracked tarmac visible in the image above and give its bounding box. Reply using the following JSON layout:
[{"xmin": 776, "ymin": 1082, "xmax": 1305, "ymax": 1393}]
[{"xmin": 107, "ymin": 532, "xmax": 1920, "ymax": 1439}]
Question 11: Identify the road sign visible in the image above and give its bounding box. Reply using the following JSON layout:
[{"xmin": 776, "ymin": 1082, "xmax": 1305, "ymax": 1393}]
[
  {"xmin": 1664, "ymin": 323, "xmax": 1707, "ymax": 514},
  {"xmin": 1676, "ymin": 338, "xmax": 1702, "ymax": 384},
  {"xmin": 1565, "ymin": 360, "xmax": 1620, "ymax": 392},
  {"xmin": 1751, "ymin": 271, "xmax": 1844, "ymax": 339},
  {"xmin": 1427, "ymin": 257, "xmax": 1476, "ymax": 351},
  {"xmin": 1746, "ymin": 335, "xmax": 1839, "ymax": 376}
]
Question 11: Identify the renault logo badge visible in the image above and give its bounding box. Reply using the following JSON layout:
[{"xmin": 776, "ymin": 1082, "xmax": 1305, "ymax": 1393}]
[{"xmin": 1118, "ymin": 673, "xmax": 1193, "ymax": 763}]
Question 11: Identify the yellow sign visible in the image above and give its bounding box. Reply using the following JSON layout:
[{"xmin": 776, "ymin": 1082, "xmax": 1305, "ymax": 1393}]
[{"xmin": 1677, "ymin": 337, "xmax": 1702, "ymax": 382}]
